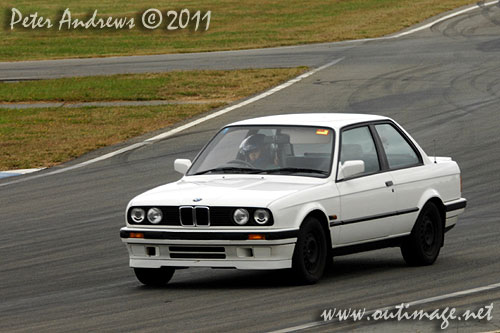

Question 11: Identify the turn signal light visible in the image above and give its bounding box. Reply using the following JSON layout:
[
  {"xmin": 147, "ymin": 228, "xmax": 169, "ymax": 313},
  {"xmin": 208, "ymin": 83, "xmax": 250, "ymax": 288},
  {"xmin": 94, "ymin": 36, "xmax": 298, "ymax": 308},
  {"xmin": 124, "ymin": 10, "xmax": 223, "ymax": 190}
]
[
  {"xmin": 248, "ymin": 234, "xmax": 265, "ymax": 240},
  {"xmin": 129, "ymin": 232, "xmax": 144, "ymax": 239}
]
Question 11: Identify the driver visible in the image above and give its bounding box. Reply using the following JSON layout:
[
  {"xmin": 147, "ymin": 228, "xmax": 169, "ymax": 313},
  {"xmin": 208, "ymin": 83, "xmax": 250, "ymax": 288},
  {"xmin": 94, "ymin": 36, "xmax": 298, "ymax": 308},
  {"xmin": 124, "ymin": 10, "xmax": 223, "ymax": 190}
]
[{"xmin": 239, "ymin": 134, "xmax": 276, "ymax": 169}]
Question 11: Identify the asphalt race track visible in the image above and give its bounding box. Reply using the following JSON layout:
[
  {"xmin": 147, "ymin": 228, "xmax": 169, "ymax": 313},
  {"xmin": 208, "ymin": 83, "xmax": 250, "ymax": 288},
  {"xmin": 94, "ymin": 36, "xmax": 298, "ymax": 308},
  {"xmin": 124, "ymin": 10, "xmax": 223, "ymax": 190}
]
[{"xmin": 1, "ymin": 4, "xmax": 500, "ymax": 332}]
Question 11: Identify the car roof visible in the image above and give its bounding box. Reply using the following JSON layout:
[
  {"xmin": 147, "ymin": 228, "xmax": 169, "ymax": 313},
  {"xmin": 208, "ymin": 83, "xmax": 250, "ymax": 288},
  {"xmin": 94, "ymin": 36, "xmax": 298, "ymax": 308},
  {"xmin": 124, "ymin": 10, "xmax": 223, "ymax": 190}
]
[{"xmin": 227, "ymin": 113, "xmax": 390, "ymax": 130}]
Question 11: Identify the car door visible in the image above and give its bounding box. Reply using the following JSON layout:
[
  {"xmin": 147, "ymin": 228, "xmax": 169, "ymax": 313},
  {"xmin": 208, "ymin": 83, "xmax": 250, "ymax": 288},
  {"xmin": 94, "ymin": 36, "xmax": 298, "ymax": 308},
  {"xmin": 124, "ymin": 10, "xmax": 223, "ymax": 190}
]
[
  {"xmin": 373, "ymin": 123, "xmax": 424, "ymax": 235},
  {"xmin": 335, "ymin": 125, "xmax": 397, "ymax": 245}
]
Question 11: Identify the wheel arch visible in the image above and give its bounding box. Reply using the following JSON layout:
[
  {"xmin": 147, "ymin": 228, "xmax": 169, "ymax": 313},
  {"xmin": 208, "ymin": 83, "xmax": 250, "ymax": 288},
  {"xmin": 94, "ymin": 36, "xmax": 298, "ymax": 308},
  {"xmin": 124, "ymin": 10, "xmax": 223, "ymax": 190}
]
[
  {"xmin": 417, "ymin": 189, "xmax": 446, "ymax": 221},
  {"xmin": 419, "ymin": 196, "xmax": 446, "ymax": 246},
  {"xmin": 300, "ymin": 209, "xmax": 332, "ymax": 257}
]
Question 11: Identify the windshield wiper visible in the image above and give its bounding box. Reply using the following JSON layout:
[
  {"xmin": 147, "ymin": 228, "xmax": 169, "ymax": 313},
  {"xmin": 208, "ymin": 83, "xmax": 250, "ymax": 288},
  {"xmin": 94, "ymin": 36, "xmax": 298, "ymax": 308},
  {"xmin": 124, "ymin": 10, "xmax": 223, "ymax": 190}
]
[
  {"xmin": 193, "ymin": 167, "xmax": 327, "ymax": 176},
  {"xmin": 263, "ymin": 167, "xmax": 328, "ymax": 175},
  {"xmin": 193, "ymin": 167, "xmax": 264, "ymax": 175}
]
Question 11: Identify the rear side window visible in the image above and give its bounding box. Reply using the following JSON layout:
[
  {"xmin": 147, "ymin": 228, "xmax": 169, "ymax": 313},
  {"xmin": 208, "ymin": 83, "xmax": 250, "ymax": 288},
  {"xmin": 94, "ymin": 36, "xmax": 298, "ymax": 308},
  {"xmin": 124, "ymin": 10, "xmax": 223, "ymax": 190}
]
[
  {"xmin": 340, "ymin": 126, "xmax": 380, "ymax": 175},
  {"xmin": 375, "ymin": 124, "xmax": 420, "ymax": 169}
]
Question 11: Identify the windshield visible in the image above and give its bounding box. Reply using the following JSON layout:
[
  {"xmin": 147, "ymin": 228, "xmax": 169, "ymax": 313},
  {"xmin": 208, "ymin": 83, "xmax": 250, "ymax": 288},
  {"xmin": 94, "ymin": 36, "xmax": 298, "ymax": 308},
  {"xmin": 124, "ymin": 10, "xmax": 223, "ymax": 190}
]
[{"xmin": 187, "ymin": 125, "xmax": 335, "ymax": 177}]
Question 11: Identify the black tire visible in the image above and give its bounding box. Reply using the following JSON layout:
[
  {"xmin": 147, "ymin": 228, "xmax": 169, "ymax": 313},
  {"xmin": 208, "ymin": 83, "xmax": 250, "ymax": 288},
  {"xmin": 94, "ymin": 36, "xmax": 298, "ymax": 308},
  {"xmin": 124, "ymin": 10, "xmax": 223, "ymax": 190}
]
[
  {"xmin": 292, "ymin": 217, "xmax": 327, "ymax": 284},
  {"xmin": 134, "ymin": 267, "xmax": 175, "ymax": 286},
  {"xmin": 325, "ymin": 255, "xmax": 335, "ymax": 272},
  {"xmin": 401, "ymin": 202, "xmax": 443, "ymax": 266}
]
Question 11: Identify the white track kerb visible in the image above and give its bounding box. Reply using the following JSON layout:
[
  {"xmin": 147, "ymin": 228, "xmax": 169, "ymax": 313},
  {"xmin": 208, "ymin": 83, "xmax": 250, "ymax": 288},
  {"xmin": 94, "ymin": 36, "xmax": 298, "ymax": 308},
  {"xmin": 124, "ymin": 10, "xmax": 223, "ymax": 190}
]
[{"xmin": 1, "ymin": 0, "xmax": 498, "ymax": 188}]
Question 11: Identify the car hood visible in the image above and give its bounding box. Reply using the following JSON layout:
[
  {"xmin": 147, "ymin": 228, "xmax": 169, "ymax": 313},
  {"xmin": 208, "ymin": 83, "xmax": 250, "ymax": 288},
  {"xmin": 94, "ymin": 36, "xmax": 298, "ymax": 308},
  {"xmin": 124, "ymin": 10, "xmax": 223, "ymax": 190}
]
[{"xmin": 129, "ymin": 175, "xmax": 322, "ymax": 208}]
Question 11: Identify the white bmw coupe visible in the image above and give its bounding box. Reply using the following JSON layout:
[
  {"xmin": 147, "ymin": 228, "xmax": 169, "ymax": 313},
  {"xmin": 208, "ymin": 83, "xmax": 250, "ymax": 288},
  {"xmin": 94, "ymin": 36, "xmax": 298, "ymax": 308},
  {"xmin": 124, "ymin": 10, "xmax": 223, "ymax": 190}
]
[{"xmin": 120, "ymin": 113, "xmax": 466, "ymax": 285}]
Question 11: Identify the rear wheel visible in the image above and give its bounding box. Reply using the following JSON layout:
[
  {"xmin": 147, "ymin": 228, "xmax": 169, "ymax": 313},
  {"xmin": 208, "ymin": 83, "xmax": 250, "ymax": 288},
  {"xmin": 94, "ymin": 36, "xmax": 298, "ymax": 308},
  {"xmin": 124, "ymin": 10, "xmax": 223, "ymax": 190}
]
[
  {"xmin": 292, "ymin": 217, "xmax": 327, "ymax": 284},
  {"xmin": 134, "ymin": 267, "xmax": 175, "ymax": 286},
  {"xmin": 401, "ymin": 202, "xmax": 443, "ymax": 266}
]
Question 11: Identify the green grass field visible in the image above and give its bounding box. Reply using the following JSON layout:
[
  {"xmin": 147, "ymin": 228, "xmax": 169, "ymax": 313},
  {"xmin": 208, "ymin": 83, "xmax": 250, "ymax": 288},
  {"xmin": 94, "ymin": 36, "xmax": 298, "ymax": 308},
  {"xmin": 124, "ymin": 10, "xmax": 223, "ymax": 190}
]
[
  {"xmin": 0, "ymin": 104, "xmax": 220, "ymax": 169},
  {"xmin": 1, "ymin": 0, "xmax": 476, "ymax": 61}
]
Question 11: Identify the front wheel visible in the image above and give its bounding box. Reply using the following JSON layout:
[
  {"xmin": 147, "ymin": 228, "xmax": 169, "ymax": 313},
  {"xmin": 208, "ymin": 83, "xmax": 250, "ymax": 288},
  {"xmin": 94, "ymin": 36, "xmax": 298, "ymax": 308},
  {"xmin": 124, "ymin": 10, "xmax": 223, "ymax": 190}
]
[
  {"xmin": 134, "ymin": 267, "xmax": 175, "ymax": 286},
  {"xmin": 292, "ymin": 217, "xmax": 327, "ymax": 284},
  {"xmin": 401, "ymin": 202, "xmax": 443, "ymax": 266}
]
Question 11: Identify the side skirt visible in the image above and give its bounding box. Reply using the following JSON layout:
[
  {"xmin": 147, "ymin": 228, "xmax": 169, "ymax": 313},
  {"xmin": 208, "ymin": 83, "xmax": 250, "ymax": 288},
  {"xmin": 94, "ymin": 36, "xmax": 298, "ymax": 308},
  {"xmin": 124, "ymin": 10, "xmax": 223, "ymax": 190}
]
[{"xmin": 331, "ymin": 236, "xmax": 406, "ymax": 257}]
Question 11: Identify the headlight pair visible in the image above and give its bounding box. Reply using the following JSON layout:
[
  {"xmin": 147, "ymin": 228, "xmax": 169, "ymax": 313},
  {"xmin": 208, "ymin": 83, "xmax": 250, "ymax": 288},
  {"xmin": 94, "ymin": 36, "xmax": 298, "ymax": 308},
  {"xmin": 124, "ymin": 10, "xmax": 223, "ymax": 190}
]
[
  {"xmin": 233, "ymin": 208, "xmax": 270, "ymax": 225},
  {"xmin": 130, "ymin": 207, "xmax": 163, "ymax": 224}
]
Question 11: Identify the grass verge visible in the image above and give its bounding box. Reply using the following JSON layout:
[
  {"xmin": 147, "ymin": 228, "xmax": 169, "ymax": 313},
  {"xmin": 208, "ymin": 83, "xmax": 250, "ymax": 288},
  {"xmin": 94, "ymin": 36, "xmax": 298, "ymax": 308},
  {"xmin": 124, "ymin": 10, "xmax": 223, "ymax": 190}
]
[
  {"xmin": 0, "ymin": 104, "xmax": 220, "ymax": 170},
  {"xmin": 0, "ymin": 67, "xmax": 307, "ymax": 170},
  {"xmin": 1, "ymin": 0, "xmax": 477, "ymax": 61},
  {"xmin": 0, "ymin": 68, "xmax": 306, "ymax": 102}
]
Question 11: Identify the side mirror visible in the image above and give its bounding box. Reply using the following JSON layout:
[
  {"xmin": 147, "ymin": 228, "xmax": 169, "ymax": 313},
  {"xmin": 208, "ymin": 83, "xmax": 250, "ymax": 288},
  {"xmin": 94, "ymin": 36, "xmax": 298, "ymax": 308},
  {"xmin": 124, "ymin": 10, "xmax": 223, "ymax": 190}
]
[
  {"xmin": 338, "ymin": 160, "xmax": 365, "ymax": 180},
  {"xmin": 174, "ymin": 159, "xmax": 192, "ymax": 175}
]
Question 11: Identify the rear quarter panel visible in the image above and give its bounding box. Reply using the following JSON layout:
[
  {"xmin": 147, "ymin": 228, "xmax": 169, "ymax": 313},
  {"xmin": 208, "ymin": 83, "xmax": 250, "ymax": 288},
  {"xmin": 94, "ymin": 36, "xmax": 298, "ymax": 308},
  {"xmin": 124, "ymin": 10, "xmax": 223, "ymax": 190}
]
[{"xmin": 390, "ymin": 160, "xmax": 461, "ymax": 235}]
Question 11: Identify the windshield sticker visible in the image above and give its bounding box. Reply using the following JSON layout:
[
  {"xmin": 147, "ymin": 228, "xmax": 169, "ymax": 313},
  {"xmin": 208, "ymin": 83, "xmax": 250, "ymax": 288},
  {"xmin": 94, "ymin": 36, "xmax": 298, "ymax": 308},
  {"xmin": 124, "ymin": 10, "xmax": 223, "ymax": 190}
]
[{"xmin": 316, "ymin": 129, "xmax": 329, "ymax": 136}]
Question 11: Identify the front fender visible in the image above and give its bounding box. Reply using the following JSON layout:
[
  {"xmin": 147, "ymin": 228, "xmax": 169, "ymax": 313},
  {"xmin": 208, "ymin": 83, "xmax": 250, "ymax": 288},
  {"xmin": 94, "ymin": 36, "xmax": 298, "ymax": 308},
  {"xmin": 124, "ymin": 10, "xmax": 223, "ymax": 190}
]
[
  {"xmin": 270, "ymin": 201, "xmax": 331, "ymax": 231},
  {"xmin": 295, "ymin": 202, "xmax": 330, "ymax": 229}
]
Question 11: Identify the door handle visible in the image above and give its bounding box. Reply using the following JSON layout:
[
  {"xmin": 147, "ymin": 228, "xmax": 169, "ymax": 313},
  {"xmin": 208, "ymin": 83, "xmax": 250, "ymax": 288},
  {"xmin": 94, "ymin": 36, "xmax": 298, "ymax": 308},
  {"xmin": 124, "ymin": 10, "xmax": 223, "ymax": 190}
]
[{"xmin": 385, "ymin": 180, "xmax": 394, "ymax": 187}]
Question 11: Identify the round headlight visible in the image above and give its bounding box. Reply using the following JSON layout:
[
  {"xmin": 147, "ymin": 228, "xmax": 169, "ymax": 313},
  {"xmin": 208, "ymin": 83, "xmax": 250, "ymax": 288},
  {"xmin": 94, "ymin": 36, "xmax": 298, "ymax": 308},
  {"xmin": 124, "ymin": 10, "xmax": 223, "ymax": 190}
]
[
  {"xmin": 233, "ymin": 208, "xmax": 249, "ymax": 225},
  {"xmin": 131, "ymin": 208, "xmax": 145, "ymax": 223},
  {"xmin": 147, "ymin": 208, "xmax": 163, "ymax": 224},
  {"xmin": 254, "ymin": 209, "xmax": 270, "ymax": 225}
]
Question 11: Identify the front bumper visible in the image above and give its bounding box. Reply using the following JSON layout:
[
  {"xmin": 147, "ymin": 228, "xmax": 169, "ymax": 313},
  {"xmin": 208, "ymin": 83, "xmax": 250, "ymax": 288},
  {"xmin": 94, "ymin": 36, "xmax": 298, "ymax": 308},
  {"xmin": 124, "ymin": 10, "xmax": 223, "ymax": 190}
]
[{"xmin": 120, "ymin": 227, "xmax": 298, "ymax": 270}]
